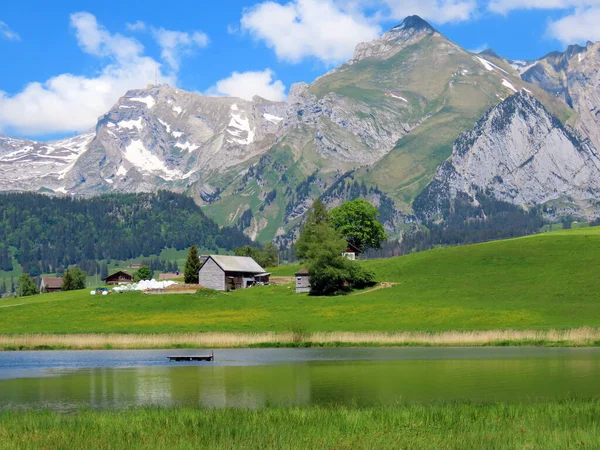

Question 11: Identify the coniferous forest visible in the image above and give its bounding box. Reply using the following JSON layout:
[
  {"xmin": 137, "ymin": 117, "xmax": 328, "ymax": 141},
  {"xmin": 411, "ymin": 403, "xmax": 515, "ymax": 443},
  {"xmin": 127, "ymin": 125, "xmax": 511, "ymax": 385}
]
[{"xmin": 0, "ymin": 191, "xmax": 252, "ymax": 275}]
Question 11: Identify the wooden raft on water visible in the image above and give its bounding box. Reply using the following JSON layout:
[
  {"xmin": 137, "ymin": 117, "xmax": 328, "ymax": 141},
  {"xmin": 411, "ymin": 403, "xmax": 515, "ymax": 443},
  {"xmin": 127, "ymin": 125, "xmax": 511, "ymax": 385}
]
[{"xmin": 167, "ymin": 351, "xmax": 214, "ymax": 362}]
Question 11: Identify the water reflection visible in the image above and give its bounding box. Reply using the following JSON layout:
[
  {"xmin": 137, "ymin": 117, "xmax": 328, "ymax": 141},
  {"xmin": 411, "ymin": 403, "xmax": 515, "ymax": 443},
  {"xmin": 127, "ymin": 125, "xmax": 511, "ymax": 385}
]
[{"xmin": 1, "ymin": 348, "xmax": 600, "ymax": 409}]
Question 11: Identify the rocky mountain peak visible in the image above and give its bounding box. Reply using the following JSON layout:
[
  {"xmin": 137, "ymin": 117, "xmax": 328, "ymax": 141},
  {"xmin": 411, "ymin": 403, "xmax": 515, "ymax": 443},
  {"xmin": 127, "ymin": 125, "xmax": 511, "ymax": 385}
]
[
  {"xmin": 392, "ymin": 15, "xmax": 436, "ymax": 33},
  {"xmin": 352, "ymin": 15, "xmax": 436, "ymax": 62}
]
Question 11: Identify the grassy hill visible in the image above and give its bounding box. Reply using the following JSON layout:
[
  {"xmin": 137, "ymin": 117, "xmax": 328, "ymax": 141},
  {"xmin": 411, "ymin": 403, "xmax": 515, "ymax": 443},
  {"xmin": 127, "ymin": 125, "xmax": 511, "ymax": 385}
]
[{"xmin": 1, "ymin": 227, "xmax": 600, "ymax": 338}]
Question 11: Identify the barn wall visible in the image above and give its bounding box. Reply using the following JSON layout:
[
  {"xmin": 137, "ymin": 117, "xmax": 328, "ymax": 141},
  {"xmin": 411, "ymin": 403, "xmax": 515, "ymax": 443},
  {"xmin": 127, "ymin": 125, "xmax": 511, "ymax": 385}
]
[
  {"xmin": 199, "ymin": 258, "xmax": 226, "ymax": 291},
  {"xmin": 296, "ymin": 275, "xmax": 311, "ymax": 293}
]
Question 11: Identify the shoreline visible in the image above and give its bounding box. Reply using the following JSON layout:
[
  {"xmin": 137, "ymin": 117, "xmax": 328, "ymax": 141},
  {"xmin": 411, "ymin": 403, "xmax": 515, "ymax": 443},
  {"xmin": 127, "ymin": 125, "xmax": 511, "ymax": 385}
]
[{"xmin": 2, "ymin": 328, "xmax": 600, "ymax": 350}]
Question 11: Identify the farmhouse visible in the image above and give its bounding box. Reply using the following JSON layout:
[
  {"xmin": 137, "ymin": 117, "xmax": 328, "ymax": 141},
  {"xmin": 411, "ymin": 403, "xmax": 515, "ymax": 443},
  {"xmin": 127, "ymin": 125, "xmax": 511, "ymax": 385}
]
[
  {"xmin": 295, "ymin": 268, "xmax": 311, "ymax": 293},
  {"xmin": 342, "ymin": 242, "xmax": 362, "ymax": 260},
  {"xmin": 40, "ymin": 277, "xmax": 63, "ymax": 293},
  {"xmin": 198, "ymin": 255, "xmax": 270, "ymax": 291},
  {"xmin": 103, "ymin": 271, "xmax": 134, "ymax": 285}
]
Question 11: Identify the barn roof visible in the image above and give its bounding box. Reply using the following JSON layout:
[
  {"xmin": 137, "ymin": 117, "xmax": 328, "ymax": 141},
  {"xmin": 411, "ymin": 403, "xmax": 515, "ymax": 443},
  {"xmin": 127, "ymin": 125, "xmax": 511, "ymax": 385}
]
[
  {"xmin": 41, "ymin": 277, "xmax": 62, "ymax": 288},
  {"xmin": 206, "ymin": 255, "xmax": 266, "ymax": 274},
  {"xmin": 103, "ymin": 270, "xmax": 133, "ymax": 281}
]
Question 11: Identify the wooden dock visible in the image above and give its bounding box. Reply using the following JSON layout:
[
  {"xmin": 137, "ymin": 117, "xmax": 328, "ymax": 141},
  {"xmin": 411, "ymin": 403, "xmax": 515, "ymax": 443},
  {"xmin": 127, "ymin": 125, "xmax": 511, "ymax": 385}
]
[{"xmin": 167, "ymin": 351, "xmax": 214, "ymax": 362}]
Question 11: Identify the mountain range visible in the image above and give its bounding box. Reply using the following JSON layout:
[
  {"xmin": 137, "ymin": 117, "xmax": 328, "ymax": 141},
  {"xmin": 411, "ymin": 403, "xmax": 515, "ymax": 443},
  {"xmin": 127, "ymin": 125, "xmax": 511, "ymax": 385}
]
[{"xmin": 2, "ymin": 15, "xmax": 600, "ymax": 242}]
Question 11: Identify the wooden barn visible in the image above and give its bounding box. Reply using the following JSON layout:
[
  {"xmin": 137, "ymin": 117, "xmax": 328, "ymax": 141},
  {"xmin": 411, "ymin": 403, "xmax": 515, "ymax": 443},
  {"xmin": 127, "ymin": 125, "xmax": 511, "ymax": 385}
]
[
  {"xmin": 103, "ymin": 271, "xmax": 134, "ymax": 285},
  {"xmin": 198, "ymin": 255, "xmax": 270, "ymax": 291},
  {"xmin": 295, "ymin": 268, "xmax": 311, "ymax": 293},
  {"xmin": 40, "ymin": 277, "xmax": 63, "ymax": 293}
]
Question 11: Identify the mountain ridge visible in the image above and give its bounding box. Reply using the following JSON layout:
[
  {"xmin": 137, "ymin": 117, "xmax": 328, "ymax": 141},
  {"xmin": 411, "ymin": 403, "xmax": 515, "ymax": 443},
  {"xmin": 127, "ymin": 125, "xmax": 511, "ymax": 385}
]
[{"xmin": 1, "ymin": 15, "xmax": 600, "ymax": 241}]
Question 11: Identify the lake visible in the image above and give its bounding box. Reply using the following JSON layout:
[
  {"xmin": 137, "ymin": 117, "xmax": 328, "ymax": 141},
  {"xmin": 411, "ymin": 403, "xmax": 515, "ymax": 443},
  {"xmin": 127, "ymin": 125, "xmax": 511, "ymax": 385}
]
[{"xmin": 1, "ymin": 347, "xmax": 600, "ymax": 410}]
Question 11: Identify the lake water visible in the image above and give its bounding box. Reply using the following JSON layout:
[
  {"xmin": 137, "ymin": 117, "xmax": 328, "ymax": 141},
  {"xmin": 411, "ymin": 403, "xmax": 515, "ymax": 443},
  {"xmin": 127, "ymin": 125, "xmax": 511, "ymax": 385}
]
[{"xmin": 1, "ymin": 348, "xmax": 600, "ymax": 409}]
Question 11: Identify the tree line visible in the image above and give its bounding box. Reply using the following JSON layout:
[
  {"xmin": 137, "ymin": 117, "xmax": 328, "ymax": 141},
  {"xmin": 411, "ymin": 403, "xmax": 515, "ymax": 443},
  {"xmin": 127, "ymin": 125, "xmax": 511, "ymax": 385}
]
[{"xmin": 0, "ymin": 191, "xmax": 252, "ymax": 276}]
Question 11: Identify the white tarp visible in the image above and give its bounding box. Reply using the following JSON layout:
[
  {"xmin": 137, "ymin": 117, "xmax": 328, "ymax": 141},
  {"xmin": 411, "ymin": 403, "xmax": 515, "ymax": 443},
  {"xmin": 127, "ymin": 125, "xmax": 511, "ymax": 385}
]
[{"xmin": 112, "ymin": 279, "xmax": 178, "ymax": 293}]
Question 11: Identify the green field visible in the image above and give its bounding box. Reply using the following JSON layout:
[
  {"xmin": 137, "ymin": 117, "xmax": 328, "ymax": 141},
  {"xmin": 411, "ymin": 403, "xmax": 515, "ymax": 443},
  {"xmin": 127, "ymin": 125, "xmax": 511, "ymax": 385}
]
[
  {"xmin": 1, "ymin": 227, "xmax": 600, "ymax": 335},
  {"xmin": 1, "ymin": 401, "xmax": 599, "ymax": 449}
]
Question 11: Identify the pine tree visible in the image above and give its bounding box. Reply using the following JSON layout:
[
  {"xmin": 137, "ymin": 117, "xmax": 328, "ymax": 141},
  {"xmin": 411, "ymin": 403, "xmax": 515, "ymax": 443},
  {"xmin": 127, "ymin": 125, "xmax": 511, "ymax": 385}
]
[
  {"xmin": 61, "ymin": 269, "xmax": 74, "ymax": 291},
  {"xmin": 184, "ymin": 245, "xmax": 201, "ymax": 284},
  {"xmin": 10, "ymin": 277, "xmax": 15, "ymax": 294}
]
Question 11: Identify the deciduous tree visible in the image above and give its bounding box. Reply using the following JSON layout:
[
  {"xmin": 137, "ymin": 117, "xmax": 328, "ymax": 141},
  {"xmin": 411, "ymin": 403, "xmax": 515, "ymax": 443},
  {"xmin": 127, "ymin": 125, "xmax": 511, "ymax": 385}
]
[
  {"xmin": 18, "ymin": 273, "xmax": 39, "ymax": 297},
  {"xmin": 330, "ymin": 199, "xmax": 387, "ymax": 252}
]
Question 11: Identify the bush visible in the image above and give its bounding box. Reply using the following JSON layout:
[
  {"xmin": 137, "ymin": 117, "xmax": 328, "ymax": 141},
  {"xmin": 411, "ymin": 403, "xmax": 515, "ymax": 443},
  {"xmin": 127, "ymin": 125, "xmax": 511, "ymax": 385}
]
[{"xmin": 348, "ymin": 264, "xmax": 376, "ymax": 289}]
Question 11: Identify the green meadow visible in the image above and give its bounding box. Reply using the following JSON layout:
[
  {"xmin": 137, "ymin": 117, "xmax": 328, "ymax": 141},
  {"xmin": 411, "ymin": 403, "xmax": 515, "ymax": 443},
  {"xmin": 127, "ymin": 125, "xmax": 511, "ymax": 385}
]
[
  {"xmin": 1, "ymin": 227, "xmax": 600, "ymax": 335},
  {"xmin": 2, "ymin": 401, "xmax": 600, "ymax": 449}
]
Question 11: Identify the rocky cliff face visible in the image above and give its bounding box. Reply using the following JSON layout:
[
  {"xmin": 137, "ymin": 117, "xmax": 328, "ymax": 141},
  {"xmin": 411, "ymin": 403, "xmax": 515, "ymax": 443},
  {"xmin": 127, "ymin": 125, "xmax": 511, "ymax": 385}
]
[
  {"xmin": 415, "ymin": 92, "xmax": 600, "ymax": 220},
  {"xmin": 515, "ymin": 43, "xmax": 600, "ymax": 152}
]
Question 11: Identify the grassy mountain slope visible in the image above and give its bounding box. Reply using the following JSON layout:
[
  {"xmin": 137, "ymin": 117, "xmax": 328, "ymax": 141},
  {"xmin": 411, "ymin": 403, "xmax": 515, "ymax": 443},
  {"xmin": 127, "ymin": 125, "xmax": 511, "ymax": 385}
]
[
  {"xmin": 2, "ymin": 227, "xmax": 600, "ymax": 334},
  {"xmin": 203, "ymin": 28, "xmax": 575, "ymax": 237}
]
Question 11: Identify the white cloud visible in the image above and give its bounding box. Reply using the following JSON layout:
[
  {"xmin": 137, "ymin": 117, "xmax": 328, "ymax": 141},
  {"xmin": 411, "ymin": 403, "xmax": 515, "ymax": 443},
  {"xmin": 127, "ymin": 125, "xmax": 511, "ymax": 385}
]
[
  {"xmin": 0, "ymin": 12, "xmax": 175, "ymax": 136},
  {"xmin": 71, "ymin": 12, "xmax": 143, "ymax": 62},
  {"xmin": 241, "ymin": 0, "xmax": 381, "ymax": 64},
  {"xmin": 0, "ymin": 21, "xmax": 20, "ymax": 41},
  {"xmin": 488, "ymin": 0, "xmax": 600, "ymax": 14},
  {"xmin": 152, "ymin": 27, "xmax": 209, "ymax": 71},
  {"xmin": 381, "ymin": 0, "xmax": 478, "ymax": 23},
  {"xmin": 206, "ymin": 69, "xmax": 286, "ymax": 102},
  {"xmin": 126, "ymin": 20, "xmax": 147, "ymax": 31},
  {"xmin": 547, "ymin": 7, "xmax": 600, "ymax": 43},
  {"xmin": 468, "ymin": 42, "xmax": 489, "ymax": 53}
]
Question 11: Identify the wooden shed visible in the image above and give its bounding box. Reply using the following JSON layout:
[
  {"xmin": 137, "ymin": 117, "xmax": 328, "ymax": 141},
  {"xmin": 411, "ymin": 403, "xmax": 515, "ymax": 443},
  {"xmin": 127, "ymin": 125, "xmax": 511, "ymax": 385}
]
[
  {"xmin": 40, "ymin": 277, "xmax": 63, "ymax": 293},
  {"xmin": 103, "ymin": 271, "xmax": 134, "ymax": 285},
  {"xmin": 295, "ymin": 268, "xmax": 311, "ymax": 293},
  {"xmin": 198, "ymin": 255, "xmax": 269, "ymax": 291}
]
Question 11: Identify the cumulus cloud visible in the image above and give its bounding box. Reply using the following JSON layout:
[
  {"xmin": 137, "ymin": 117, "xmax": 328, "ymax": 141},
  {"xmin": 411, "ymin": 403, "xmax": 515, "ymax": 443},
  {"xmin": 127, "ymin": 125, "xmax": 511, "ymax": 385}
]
[
  {"xmin": 0, "ymin": 21, "xmax": 20, "ymax": 41},
  {"xmin": 381, "ymin": 0, "xmax": 478, "ymax": 23},
  {"xmin": 205, "ymin": 69, "xmax": 286, "ymax": 102},
  {"xmin": 241, "ymin": 0, "xmax": 381, "ymax": 64},
  {"xmin": 488, "ymin": 0, "xmax": 599, "ymax": 14},
  {"xmin": 547, "ymin": 7, "xmax": 600, "ymax": 43},
  {"xmin": 126, "ymin": 20, "xmax": 147, "ymax": 31},
  {"xmin": 152, "ymin": 27, "xmax": 209, "ymax": 71},
  {"xmin": 0, "ymin": 12, "xmax": 175, "ymax": 136}
]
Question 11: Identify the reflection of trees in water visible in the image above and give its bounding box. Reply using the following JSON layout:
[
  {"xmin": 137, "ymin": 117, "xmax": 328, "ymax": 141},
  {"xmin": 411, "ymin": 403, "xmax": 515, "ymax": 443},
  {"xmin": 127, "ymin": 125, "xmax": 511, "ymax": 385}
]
[{"xmin": 4, "ymin": 355, "xmax": 600, "ymax": 409}]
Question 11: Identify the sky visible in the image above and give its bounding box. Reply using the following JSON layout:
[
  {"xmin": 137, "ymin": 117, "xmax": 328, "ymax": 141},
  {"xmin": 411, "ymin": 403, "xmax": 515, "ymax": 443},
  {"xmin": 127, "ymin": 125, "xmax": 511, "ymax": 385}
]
[{"xmin": 0, "ymin": 0, "xmax": 598, "ymax": 140}]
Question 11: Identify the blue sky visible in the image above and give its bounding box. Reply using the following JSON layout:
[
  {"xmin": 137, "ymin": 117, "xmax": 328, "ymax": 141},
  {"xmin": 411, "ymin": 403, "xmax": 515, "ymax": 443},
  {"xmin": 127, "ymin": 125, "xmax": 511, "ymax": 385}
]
[{"xmin": 0, "ymin": 0, "xmax": 597, "ymax": 139}]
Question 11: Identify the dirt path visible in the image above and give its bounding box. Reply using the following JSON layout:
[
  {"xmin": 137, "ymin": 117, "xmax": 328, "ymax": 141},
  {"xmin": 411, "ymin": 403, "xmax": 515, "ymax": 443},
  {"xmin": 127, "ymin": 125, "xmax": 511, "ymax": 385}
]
[
  {"xmin": 350, "ymin": 282, "xmax": 398, "ymax": 296},
  {"xmin": 0, "ymin": 303, "xmax": 24, "ymax": 308}
]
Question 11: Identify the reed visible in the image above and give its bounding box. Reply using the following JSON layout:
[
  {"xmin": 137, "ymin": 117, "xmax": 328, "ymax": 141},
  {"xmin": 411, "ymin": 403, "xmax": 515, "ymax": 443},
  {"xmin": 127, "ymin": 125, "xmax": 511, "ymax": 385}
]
[
  {"xmin": 2, "ymin": 327, "xmax": 600, "ymax": 350},
  {"xmin": 2, "ymin": 400, "xmax": 600, "ymax": 449}
]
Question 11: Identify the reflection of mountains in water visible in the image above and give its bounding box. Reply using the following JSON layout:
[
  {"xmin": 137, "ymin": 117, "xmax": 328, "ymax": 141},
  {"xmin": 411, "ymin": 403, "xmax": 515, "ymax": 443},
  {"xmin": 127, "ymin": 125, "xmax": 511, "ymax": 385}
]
[{"xmin": 2, "ymin": 348, "xmax": 600, "ymax": 409}]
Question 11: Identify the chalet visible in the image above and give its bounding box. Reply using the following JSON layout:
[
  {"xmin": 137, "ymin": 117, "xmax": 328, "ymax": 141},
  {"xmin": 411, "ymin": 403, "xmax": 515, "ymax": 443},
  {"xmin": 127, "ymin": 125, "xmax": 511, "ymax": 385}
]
[
  {"xmin": 130, "ymin": 264, "xmax": 142, "ymax": 269},
  {"xmin": 40, "ymin": 277, "xmax": 63, "ymax": 293},
  {"xmin": 295, "ymin": 268, "xmax": 311, "ymax": 293},
  {"xmin": 198, "ymin": 255, "xmax": 270, "ymax": 291},
  {"xmin": 103, "ymin": 271, "xmax": 134, "ymax": 285},
  {"xmin": 342, "ymin": 242, "xmax": 362, "ymax": 261}
]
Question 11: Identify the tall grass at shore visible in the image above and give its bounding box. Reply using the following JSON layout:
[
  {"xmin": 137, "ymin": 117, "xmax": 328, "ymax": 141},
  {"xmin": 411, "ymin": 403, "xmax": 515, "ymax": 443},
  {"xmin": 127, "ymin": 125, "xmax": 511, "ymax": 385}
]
[
  {"xmin": 1, "ymin": 400, "xmax": 599, "ymax": 449},
  {"xmin": 3, "ymin": 327, "xmax": 600, "ymax": 350}
]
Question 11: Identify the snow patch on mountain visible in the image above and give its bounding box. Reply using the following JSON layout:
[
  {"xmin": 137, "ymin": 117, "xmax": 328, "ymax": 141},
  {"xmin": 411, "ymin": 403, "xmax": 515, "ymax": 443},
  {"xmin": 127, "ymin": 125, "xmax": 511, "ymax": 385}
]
[
  {"xmin": 263, "ymin": 113, "xmax": 283, "ymax": 123},
  {"xmin": 123, "ymin": 140, "xmax": 182, "ymax": 180},
  {"xmin": 174, "ymin": 141, "xmax": 199, "ymax": 152},
  {"xmin": 158, "ymin": 118, "xmax": 171, "ymax": 133},
  {"xmin": 502, "ymin": 79, "xmax": 517, "ymax": 92},
  {"xmin": 129, "ymin": 96, "xmax": 155, "ymax": 108},
  {"xmin": 117, "ymin": 118, "xmax": 144, "ymax": 132}
]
